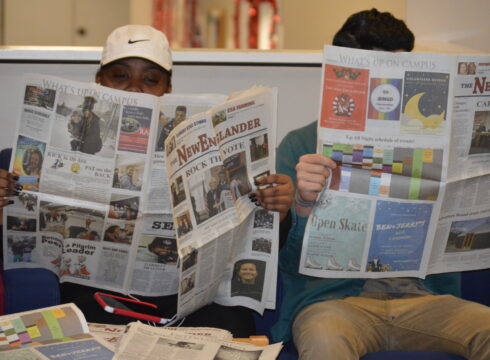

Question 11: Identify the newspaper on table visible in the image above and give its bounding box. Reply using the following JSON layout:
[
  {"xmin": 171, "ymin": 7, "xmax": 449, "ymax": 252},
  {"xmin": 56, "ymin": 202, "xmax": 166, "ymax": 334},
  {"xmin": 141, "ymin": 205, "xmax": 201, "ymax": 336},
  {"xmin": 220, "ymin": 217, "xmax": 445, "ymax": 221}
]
[
  {"xmin": 300, "ymin": 45, "xmax": 490, "ymax": 279},
  {"xmin": 114, "ymin": 321, "xmax": 282, "ymax": 360},
  {"xmin": 164, "ymin": 86, "xmax": 280, "ymax": 318},
  {"xmin": 3, "ymin": 74, "xmax": 279, "ymax": 317},
  {"xmin": 0, "ymin": 303, "xmax": 114, "ymax": 359},
  {"xmin": 88, "ymin": 322, "xmax": 233, "ymax": 351}
]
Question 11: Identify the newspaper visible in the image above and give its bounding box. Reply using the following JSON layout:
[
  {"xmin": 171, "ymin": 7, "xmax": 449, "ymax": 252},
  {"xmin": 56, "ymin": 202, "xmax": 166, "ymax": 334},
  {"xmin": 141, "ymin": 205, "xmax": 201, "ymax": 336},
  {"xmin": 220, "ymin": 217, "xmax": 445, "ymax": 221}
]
[
  {"xmin": 164, "ymin": 86, "xmax": 280, "ymax": 317},
  {"xmin": 0, "ymin": 303, "xmax": 114, "ymax": 359},
  {"xmin": 3, "ymin": 74, "xmax": 278, "ymax": 316},
  {"xmin": 300, "ymin": 45, "xmax": 490, "ymax": 278},
  {"xmin": 114, "ymin": 321, "xmax": 282, "ymax": 360},
  {"xmin": 88, "ymin": 322, "xmax": 233, "ymax": 351}
]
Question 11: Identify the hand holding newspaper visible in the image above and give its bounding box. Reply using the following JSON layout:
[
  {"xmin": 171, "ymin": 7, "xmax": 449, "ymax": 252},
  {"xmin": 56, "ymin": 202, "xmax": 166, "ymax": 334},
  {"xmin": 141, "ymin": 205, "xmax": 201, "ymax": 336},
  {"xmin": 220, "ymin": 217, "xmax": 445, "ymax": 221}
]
[{"xmin": 300, "ymin": 45, "xmax": 490, "ymax": 279}]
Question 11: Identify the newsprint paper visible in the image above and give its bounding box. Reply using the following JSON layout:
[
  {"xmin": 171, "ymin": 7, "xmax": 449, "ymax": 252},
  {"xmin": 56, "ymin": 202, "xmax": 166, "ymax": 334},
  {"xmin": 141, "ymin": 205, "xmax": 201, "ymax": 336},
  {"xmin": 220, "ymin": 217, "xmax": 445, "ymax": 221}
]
[
  {"xmin": 301, "ymin": 45, "xmax": 490, "ymax": 279},
  {"xmin": 0, "ymin": 303, "xmax": 282, "ymax": 359},
  {"xmin": 3, "ymin": 74, "xmax": 279, "ymax": 319}
]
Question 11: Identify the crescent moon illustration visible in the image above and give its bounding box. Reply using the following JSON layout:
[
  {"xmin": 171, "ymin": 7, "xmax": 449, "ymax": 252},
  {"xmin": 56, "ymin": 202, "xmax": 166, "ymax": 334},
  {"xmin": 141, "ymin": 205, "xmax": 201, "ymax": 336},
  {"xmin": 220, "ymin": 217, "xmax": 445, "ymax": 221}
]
[{"xmin": 404, "ymin": 92, "xmax": 445, "ymax": 129}]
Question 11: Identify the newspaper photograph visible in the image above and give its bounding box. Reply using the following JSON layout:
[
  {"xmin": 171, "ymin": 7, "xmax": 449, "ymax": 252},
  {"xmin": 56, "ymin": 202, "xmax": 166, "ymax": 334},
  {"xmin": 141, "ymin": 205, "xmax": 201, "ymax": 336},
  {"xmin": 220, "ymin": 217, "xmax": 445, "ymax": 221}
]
[
  {"xmin": 3, "ymin": 74, "xmax": 280, "ymax": 321},
  {"xmin": 300, "ymin": 46, "xmax": 490, "ymax": 278},
  {"xmin": 164, "ymin": 86, "xmax": 279, "ymax": 317}
]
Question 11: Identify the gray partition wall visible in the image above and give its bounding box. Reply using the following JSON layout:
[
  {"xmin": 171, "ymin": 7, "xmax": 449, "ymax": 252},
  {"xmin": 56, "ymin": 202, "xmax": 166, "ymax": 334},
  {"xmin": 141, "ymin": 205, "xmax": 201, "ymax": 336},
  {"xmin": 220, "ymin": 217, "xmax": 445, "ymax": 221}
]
[{"xmin": 0, "ymin": 48, "xmax": 323, "ymax": 151}]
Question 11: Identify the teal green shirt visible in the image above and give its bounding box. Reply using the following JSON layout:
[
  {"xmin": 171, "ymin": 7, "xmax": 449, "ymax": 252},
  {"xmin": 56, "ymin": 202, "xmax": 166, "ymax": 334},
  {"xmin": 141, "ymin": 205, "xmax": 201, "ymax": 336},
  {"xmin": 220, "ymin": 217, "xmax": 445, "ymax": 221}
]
[{"xmin": 271, "ymin": 121, "xmax": 461, "ymax": 342}]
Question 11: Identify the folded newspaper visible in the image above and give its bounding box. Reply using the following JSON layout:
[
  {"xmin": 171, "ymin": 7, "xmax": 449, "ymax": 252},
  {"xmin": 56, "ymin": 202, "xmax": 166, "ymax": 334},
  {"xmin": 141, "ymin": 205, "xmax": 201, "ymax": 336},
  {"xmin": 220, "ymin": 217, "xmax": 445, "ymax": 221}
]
[
  {"xmin": 0, "ymin": 304, "xmax": 282, "ymax": 360},
  {"xmin": 0, "ymin": 303, "xmax": 114, "ymax": 359},
  {"xmin": 301, "ymin": 45, "xmax": 490, "ymax": 279},
  {"xmin": 3, "ymin": 74, "xmax": 279, "ymax": 319}
]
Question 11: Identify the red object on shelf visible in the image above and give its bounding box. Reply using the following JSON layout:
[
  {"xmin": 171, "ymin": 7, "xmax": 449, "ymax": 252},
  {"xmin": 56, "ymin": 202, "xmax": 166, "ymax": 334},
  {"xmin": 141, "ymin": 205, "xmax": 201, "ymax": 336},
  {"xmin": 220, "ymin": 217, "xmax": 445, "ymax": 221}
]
[{"xmin": 234, "ymin": 0, "xmax": 279, "ymax": 49}]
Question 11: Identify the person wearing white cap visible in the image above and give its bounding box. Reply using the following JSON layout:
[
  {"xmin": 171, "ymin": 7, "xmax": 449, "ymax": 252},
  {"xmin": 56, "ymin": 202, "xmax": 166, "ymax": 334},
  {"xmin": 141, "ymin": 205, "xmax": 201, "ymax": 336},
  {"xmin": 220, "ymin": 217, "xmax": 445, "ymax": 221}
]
[
  {"xmin": 96, "ymin": 24, "xmax": 172, "ymax": 96},
  {"xmin": 58, "ymin": 25, "xmax": 295, "ymax": 338}
]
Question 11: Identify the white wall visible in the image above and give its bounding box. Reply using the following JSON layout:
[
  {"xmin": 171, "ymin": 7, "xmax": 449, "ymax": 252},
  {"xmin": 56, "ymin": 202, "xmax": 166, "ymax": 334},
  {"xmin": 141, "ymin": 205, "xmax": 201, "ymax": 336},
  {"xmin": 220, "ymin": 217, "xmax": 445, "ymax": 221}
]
[{"xmin": 407, "ymin": 0, "xmax": 490, "ymax": 53}]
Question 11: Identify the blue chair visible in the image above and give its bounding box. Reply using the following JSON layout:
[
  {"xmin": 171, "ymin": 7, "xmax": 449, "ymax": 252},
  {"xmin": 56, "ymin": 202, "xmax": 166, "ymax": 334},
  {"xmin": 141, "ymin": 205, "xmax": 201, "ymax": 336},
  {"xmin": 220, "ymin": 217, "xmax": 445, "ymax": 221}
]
[{"xmin": 1, "ymin": 148, "xmax": 61, "ymax": 314}]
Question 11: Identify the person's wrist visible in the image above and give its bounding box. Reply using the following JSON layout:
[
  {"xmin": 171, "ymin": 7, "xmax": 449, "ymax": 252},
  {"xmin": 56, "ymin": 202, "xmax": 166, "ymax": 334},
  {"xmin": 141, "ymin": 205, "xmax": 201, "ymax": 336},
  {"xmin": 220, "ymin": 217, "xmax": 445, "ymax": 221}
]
[{"xmin": 294, "ymin": 190, "xmax": 316, "ymax": 208}]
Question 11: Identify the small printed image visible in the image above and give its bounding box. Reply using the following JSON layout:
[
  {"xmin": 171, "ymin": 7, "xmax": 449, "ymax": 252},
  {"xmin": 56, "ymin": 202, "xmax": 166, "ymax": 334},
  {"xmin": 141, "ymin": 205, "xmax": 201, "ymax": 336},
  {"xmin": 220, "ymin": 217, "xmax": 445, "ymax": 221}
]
[
  {"xmin": 170, "ymin": 176, "xmax": 186, "ymax": 207},
  {"xmin": 367, "ymin": 200, "xmax": 432, "ymax": 272},
  {"xmin": 103, "ymin": 223, "xmax": 135, "ymax": 245},
  {"xmin": 368, "ymin": 78, "xmax": 403, "ymax": 121},
  {"xmin": 6, "ymin": 234, "xmax": 36, "ymax": 263},
  {"xmin": 469, "ymin": 110, "xmax": 490, "ymax": 155},
  {"xmin": 6, "ymin": 216, "xmax": 36, "ymax": 232},
  {"xmin": 253, "ymin": 208, "xmax": 273, "ymax": 229},
  {"xmin": 230, "ymin": 259, "xmax": 266, "ymax": 301},
  {"xmin": 13, "ymin": 135, "xmax": 46, "ymax": 191},
  {"xmin": 445, "ymin": 216, "xmax": 490, "ymax": 252},
  {"xmin": 136, "ymin": 235, "xmax": 178, "ymax": 265},
  {"xmin": 40, "ymin": 201, "xmax": 105, "ymax": 240},
  {"xmin": 52, "ymin": 94, "xmax": 120, "ymax": 158},
  {"xmin": 181, "ymin": 246, "xmax": 198, "ymax": 271},
  {"xmin": 180, "ymin": 272, "xmax": 195, "ymax": 295},
  {"xmin": 223, "ymin": 152, "xmax": 252, "ymax": 201},
  {"xmin": 250, "ymin": 133, "xmax": 269, "ymax": 162},
  {"xmin": 24, "ymin": 85, "xmax": 56, "ymax": 110},
  {"xmin": 109, "ymin": 194, "xmax": 139, "ymax": 221},
  {"xmin": 113, "ymin": 154, "xmax": 144, "ymax": 191},
  {"xmin": 212, "ymin": 109, "xmax": 227, "ymax": 127},
  {"xmin": 166, "ymin": 136, "xmax": 176, "ymax": 154},
  {"xmin": 188, "ymin": 165, "xmax": 233, "ymax": 225},
  {"xmin": 157, "ymin": 338, "xmax": 204, "ymax": 350},
  {"xmin": 155, "ymin": 106, "xmax": 187, "ymax": 151},
  {"xmin": 457, "ymin": 62, "xmax": 476, "ymax": 75},
  {"xmin": 118, "ymin": 105, "xmax": 152, "ymax": 154},
  {"xmin": 252, "ymin": 237, "xmax": 272, "ymax": 254},
  {"xmin": 214, "ymin": 345, "xmax": 262, "ymax": 360},
  {"xmin": 401, "ymin": 71, "xmax": 449, "ymax": 135},
  {"xmin": 320, "ymin": 66, "xmax": 369, "ymax": 131},
  {"xmin": 176, "ymin": 211, "xmax": 193, "ymax": 237},
  {"xmin": 14, "ymin": 193, "xmax": 38, "ymax": 213},
  {"xmin": 458, "ymin": 62, "xmax": 468, "ymax": 75},
  {"xmin": 253, "ymin": 171, "xmax": 270, "ymax": 190}
]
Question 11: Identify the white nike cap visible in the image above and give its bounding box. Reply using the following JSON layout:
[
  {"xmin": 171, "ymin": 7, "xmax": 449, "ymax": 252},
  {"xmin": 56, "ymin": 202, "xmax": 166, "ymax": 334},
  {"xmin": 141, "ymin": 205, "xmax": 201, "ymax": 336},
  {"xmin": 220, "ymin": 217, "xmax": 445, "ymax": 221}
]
[{"xmin": 101, "ymin": 25, "xmax": 172, "ymax": 72}]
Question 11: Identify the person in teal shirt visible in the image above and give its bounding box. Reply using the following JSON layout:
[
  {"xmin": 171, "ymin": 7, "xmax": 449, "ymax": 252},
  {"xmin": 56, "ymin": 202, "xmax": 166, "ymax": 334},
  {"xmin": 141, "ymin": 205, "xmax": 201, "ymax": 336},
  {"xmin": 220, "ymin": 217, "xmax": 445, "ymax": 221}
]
[{"xmin": 271, "ymin": 9, "xmax": 490, "ymax": 360}]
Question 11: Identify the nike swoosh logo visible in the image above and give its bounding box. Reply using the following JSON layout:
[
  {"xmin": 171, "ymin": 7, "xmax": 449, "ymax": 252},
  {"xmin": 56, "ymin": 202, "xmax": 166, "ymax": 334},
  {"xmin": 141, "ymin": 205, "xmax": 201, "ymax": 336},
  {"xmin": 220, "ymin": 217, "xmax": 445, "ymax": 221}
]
[{"xmin": 128, "ymin": 39, "xmax": 150, "ymax": 44}]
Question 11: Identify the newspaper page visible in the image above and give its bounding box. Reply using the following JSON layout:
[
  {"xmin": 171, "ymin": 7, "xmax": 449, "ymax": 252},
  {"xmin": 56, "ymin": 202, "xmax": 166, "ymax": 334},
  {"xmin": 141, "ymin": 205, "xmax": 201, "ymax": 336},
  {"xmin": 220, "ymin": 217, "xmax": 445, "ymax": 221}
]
[
  {"xmin": 3, "ymin": 73, "xmax": 224, "ymax": 299},
  {"xmin": 428, "ymin": 56, "xmax": 490, "ymax": 273},
  {"xmin": 0, "ymin": 303, "xmax": 114, "ymax": 359},
  {"xmin": 300, "ymin": 45, "xmax": 490, "ymax": 279},
  {"xmin": 88, "ymin": 322, "xmax": 232, "ymax": 352},
  {"xmin": 114, "ymin": 321, "xmax": 282, "ymax": 360},
  {"xmin": 164, "ymin": 86, "xmax": 279, "ymax": 318}
]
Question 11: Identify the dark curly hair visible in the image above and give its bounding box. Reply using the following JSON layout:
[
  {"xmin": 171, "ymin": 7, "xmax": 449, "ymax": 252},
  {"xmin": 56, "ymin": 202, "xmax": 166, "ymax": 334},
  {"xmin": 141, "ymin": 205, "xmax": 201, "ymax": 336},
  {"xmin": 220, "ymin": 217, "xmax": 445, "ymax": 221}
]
[{"xmin": 333, "ymin": 8, "xmax": 414, "ymax": 52}]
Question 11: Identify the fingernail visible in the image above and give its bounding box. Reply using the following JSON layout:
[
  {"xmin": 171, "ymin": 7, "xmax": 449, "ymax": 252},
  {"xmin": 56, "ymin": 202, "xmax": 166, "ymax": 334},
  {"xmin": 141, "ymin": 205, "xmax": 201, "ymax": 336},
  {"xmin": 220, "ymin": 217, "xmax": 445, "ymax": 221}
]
[{"xmin": 15, "ymin": 184, "xmax": 23, "ymax": 191}]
